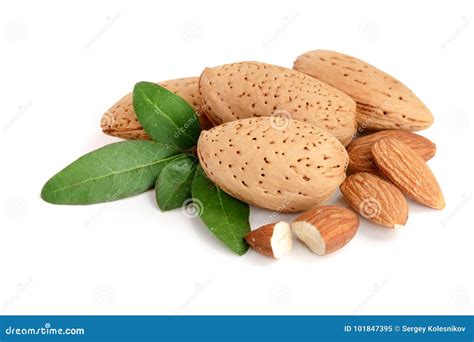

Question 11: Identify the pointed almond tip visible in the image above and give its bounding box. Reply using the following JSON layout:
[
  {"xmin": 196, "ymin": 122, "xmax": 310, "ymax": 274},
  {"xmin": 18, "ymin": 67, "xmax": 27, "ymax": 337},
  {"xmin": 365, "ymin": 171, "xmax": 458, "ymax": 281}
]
[
  {"xmin": 372, "ymin": 138, "xmax": 445, "ymax": 211},
  {"xmin": 434, "ymin": 197, "xmax": 446, "ymax": 210}
]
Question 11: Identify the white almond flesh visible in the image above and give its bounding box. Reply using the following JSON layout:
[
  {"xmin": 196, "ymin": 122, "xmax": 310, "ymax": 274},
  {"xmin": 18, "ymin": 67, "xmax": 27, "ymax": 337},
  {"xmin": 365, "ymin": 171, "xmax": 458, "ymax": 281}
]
[
  {"xmin": 291, "ymin": 206, "xmax": 359, "ymax": 255},
  {"xmin": 270, "ymin": 222, "xmax": 293, "ymax": 259},
  {"xmin": 291, "ymin": 221, "xmax": 325, "ymax": 255}
]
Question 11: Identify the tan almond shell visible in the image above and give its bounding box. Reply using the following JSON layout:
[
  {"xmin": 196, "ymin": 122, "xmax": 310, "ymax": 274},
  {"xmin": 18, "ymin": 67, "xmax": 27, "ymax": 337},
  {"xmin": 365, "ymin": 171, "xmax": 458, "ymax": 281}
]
[
  {"xmin": 372, "ymin": 138, "xmax": 445, "ymax": 210},
  {"xmin": 340, "ymin": 172, "xmax": 408, "ymax": 228},
  {"xmin": 199, "ymin": 61, "xmax": 357, "ymax": 146},
  {"xmin": 347, "ymin": 130, "xmax": 436, "ymax": 173},
  {"xmin": 244, "ymin": 223, "xmax": 276, "ymax": 258},
  {"xmin": 293, "ymin": 50, "xmax": 434, "ymax": 131},
  {"xmin": 197, "ymin": 117, "xmax": 348, "ymax": 213},
  {"xmin": 293, "ymin": 206, "xmax": 359, "ymax": 254},
  {"xmin": 101, "ymin": 77, "xmax": 213, "ymax": 140}
]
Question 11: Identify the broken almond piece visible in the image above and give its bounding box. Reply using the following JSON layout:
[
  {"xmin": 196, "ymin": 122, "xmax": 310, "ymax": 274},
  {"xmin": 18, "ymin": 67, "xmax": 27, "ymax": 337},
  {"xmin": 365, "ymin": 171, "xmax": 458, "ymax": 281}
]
[
  {"xmin": 245, "ymin": 221, "xmax": 292, "ymax": 259},
  {"xmin": 291, "ymin": 206, "xmax": 359, "ymax": 255}
]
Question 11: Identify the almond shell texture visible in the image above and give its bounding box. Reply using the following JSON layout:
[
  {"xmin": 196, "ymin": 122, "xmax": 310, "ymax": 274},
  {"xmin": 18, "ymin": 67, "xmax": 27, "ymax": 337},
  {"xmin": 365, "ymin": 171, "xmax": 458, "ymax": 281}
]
[
  {"xmin": 197, "ymin": 117, "xmax": 349, "ymax": 213},
  {"xmin": 101, "ymin": 77, "xmax": 212, "ymax": 140},
  {"xmin": 199, "ymin": 61, "xmax": 357, "ymax": 146},
  {"xmin": 294, "ymin": 50, "xmax": 434, "ymax": 131}
]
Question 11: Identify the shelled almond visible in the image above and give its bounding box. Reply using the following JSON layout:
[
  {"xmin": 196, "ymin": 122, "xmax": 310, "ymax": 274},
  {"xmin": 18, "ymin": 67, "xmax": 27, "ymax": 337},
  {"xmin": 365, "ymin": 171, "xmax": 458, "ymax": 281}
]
[{"xmin": 372, "ymin": 138, "xmax": 445, "ymax": 210}]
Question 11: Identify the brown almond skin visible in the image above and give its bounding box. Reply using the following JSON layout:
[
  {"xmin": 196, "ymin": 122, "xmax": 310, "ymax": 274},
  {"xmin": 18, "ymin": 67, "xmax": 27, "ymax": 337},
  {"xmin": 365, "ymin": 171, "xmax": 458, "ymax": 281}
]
[
  {"xmin": 372, "ymin": 138, "xmax": 445, "ymax": 209},
  {"xmin": 101, "ymin": 77, "xmax": 213, "ymax": 140},
  {"xmin": 245, "ymin": 223, "xmax": 276, "ymax": 258},
  {"xmin": 294, "ymin": 50, "xmax": 434, "ymax": 131},
  {"xmin": 340, "ymin": 172, "xmax": 408, "ymax": 228},
  {"xmin": 293, "ymin": 206, "xmax": 359, "ymax": 254},
  {"xmin": 347, "ymin": 130, "xmax": 436, "ymax": 173}
]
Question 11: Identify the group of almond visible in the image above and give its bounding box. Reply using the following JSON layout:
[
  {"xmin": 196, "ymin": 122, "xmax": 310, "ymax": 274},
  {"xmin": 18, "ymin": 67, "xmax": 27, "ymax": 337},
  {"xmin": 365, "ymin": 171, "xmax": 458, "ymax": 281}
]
[{"xmin": 102, "ymin": 50, "xmax": 444, "ymax": 259}]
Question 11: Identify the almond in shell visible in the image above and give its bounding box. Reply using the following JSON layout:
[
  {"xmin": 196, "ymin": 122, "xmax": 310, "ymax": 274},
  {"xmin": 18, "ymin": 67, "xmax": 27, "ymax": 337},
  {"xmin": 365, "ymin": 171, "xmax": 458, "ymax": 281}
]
[
  {"xmin": 199, "ymin": 61, "xmax": 357, "ymax": 146},
  {"xmin": 294, "ymin": 50, "xmax": 434, "ymax": 131},
  {"xmin": 101, "ymin": 77, "xmax": 213, "ymax": 140},
  {"xmin": 197, "ymin": 117, "xmax": 348, "ymax": 213}
]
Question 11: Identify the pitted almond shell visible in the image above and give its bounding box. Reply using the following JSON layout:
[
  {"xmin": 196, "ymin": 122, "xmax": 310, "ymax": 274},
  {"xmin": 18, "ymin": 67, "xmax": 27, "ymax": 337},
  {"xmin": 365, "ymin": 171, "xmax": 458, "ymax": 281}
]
[
  {"xmin": 101, "ymin": 77, "xmax": 213, "ymax": 140},
  {"xmin": 197, "ymin": 117, "xmax": 348, "ymax": 213},
  {"xmin": 294, "ymin": 50, "xmax": 434, "ymax": 131},
  {"xmin": 199, "ymin": 61, "xmax": 357, "ymax": 146}
]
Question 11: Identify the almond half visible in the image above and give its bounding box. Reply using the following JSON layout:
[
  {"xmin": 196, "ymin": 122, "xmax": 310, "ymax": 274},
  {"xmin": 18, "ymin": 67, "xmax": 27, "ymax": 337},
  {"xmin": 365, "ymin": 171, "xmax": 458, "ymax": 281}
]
[
  {"xmin": 245, "ymin": 221, "xmax": 292, "ymax": 259},
  {"xmin": 347, "ymin": 130, "xmax": 436, "ymax": 174},
  {"xmin": 372, "ymin": 138, "xmax": 445, "ymax": 210},
  {"xmin": 291, "ymin": 206, "xmax": 359, "ymax": 255},
  {"xmin": 340, "ymin": 172, "xmax": 408, "ymax": 228}
]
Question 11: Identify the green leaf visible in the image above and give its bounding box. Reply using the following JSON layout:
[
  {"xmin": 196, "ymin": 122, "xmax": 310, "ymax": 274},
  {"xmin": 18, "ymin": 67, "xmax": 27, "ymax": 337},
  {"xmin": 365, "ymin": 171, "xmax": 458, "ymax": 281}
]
[
  {"xmin": 133, "ymin": 81, "xmax": 201, "ymax": 151},
  {"xmin": 41, "ymin": 141, "xmax": 181, "ymax": 205},
  {"xmin": 191, "ymin": 166, "xmax": 250, "ymax": 255},
  {"xmin": 156, "ymin": 154, "xmax": 198, "ymax": 211}
]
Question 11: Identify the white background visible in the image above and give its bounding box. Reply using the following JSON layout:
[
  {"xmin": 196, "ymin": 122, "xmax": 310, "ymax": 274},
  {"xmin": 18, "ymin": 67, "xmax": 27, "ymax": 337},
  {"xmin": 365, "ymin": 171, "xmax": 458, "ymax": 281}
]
[{"xmin": 0, "ymin": 0, "xmax": 473, "ymax": 315}]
